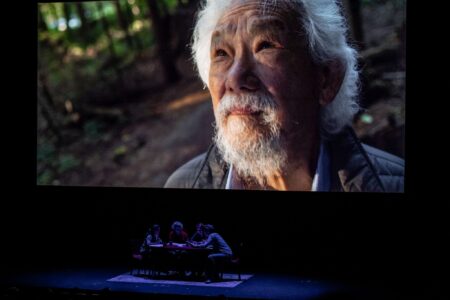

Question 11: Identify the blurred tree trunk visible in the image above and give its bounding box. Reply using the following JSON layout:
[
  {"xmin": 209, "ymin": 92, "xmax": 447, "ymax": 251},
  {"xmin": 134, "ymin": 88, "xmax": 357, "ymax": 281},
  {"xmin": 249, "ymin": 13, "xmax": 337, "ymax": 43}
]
[
  {"xmin": 96, "ymin": 2, "xmax": 125, "ymax": 90},
  {"xmin": 75, "ymin": 2, "xmax": 91, "ymax": 42},
  {"xmin": 49, "ymin": 3, "xmax": 59, "ymax": 21},
  {"xmin": 96, "ymin": 2, "xmax": 117, "ymax": 60},
  {"xmin": 48, "ymin": 4, "xmax": 70, "ymax": 62},
  {"xmin": 38, "ymin": 6, "xmax": 48, "ymax": 31},
  {"xmin": 114, "ymin": 1, "xmax": 134, "ymax": 50},
  {"xmin": 62, "ymin": 3, "xmax": 73, "ymax": 40},
  {"xmin": 171, "ymin": 0, "xmax": 199, "ymax": 58},
  {"xmin": 344, "ymin": 0, "xmax": 365, "ymax": 49},
  {"xmin": 38, "ymin": 71, "xmax": 62, "ymax": 144},
  {"xmin": 49, "ymin": 3, "xmax": 60, "ymax": 37},
  {"xmin": 146, "ymin": 0, "xmax": 180, "ymax": 84}
]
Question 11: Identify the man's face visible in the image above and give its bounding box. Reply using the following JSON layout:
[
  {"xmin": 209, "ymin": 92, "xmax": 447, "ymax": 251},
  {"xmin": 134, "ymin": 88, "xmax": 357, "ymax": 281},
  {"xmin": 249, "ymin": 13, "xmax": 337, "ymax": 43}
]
[
  {"xmin": 174, "ymin": 225, "xmax": 181, "ymax": 234},
  {"xmin": 208, "ymin": 0, "xmax": 323, "ymax": 183}
]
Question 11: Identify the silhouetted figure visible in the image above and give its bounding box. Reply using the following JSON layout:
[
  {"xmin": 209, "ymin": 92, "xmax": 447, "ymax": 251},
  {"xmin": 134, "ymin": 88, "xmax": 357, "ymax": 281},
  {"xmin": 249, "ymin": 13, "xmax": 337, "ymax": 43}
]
[
  {"xmin": 189, "ymin": 222, "xmax": 206, "ymax": 243},
  {"xmin": 134, "ymin": 224, "xmax": 163, "ymax": 261},
  {"xmin": 189, "ymin": 224, "xmax": 232, "ymax": 283},
  {"xmin": 168, "ymin": 221, "xmax": 189, "ymax": 277},
  {"xmin": 168, "ymin": 221, "xmax": 188, "ymax": 243}
]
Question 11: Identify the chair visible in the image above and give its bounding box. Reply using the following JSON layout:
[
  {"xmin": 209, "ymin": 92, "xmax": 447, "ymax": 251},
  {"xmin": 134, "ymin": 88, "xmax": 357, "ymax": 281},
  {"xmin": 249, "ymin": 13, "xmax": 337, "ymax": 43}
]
[
  {"xmin": 219, "ymin": 242, "xmax": 243, "ymax": 281},
  {"xmin": 129, "ymin": 239, "xmax": 149, "ymax": 276},
  {"xmin": 130, "ymin": 254, "xmax": 147, "ymax": 276}
]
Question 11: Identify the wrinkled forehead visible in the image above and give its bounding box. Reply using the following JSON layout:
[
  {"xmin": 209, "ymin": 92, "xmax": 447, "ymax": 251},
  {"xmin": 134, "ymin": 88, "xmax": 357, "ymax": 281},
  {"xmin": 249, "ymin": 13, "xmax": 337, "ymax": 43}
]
[
  {"xmin": 215, "ymin": 0, "xmax": 301, "ymax": 35},
  {"xmin": 223, "ymin": 0, "xmax": 295, "ymax": 15}
]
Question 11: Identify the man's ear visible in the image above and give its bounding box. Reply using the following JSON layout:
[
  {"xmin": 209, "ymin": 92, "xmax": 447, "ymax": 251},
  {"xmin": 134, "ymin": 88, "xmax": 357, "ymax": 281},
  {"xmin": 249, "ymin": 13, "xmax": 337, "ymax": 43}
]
[{"xmin": 318, "ymin": 60, "xmax": 345, "ymax": 107}]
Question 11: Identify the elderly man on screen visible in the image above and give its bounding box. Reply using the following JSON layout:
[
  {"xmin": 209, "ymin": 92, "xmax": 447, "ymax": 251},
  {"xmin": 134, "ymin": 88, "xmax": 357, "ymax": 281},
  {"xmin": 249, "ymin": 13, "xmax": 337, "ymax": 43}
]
[{"xmin": 165, "ymin": 0, "xmax": 404, "ymax": 192}]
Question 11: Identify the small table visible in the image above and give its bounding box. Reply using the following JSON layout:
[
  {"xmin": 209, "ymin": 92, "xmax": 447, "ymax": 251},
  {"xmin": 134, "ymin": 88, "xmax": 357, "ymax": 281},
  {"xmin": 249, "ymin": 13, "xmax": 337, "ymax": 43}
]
[{"xmin": 147, "ymin": 244, "xmax": 212, "ymax": 278}]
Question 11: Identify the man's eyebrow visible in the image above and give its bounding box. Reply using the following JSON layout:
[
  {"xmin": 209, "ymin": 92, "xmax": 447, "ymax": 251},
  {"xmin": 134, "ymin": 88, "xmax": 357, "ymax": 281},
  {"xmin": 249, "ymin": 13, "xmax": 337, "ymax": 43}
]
[
  {"xmin": 210, "ymin": 17, "xmax": 288, "ymax": 47},
  {"xmin": 247, "ymin": 17, "xmax": 287, "ymax": 37},
  {"xmin": 211, "ymin": 23, "xmax": 237, "ymax": 44}
]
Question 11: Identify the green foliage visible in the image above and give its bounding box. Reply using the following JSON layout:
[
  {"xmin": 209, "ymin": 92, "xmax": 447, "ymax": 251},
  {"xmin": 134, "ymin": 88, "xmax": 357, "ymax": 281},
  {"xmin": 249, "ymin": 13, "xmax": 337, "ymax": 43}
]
[
  {"xmin": 37, "ymin": 140, "xmax": 81, "ymax": 184},
  {"xmin": 164, "ymin": 0, "xmax": 180, "ymax": 13},
  {"xmin": 114, "ymin": 145, "xmax": 128, "ymax": 156},
  {"xmin": 83, "ymin": 120, "xmax": 104, "ymax": 140},
  {"xmin": 37, "ymin": 169, "xmax": 54, "ymax": 185},
  {"xmin": 133, "ymin": 23, "xmax": 155, "ymax": 48},
  {"xmin": 37, "ymin": 141, "xmax": 56, "ymax": 165},
  {"xmin": 57, "ymin": 154, "xmax": 81, "ymax": 173},
  {"xmin": 83, "ymin": 2, "xmax": 103, "ymax": 21},
  {"xmin": 39, "ymin": 0, "xmax": 175, "ymax": 184},
  {"xmin": 38, "ymin": 0, "xmax": 157, "ymax": 106},
  {"xmin": 113, "ymin": 38, "xmax": 129, "ymax": 57},
  {"xmin": 113, "ymin": 145, "xmax": 128, "ymax": 163},
  {"xmin": 37, "ymin": 0, "xmax": 179, "ymax": 182}
]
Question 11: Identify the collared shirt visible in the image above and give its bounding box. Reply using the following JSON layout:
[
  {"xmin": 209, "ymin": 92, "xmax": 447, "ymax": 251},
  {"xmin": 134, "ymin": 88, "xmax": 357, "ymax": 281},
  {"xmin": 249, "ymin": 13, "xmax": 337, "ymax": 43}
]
[{"xmin": 225, "ymin": 142, "xmax": 330, "ymax": 191}]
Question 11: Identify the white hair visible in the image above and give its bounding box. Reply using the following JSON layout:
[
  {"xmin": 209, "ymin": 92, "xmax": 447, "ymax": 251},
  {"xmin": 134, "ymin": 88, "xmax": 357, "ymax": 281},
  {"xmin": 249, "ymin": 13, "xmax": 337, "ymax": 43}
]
[
  {"xmin": 171, "ymin": 221, "xmax": 183, "ymax": 230},
  {"xmin": 191, "ymin": 0, "xmax": 360, "ymax": 136}
]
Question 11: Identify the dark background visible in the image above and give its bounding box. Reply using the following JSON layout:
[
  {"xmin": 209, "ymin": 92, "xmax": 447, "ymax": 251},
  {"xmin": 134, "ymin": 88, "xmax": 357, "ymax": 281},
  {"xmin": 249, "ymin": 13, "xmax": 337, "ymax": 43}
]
[
  {"xmin": 3, "ymin": 0, "xmax": 447, "ymax": 298},
  {"xmin": 3, "ymin": 191, "xmax": 410, "ymax": 282},
  {"xmin": 30, "ymin": 0, "xmax": 410, "ymax": 285}
]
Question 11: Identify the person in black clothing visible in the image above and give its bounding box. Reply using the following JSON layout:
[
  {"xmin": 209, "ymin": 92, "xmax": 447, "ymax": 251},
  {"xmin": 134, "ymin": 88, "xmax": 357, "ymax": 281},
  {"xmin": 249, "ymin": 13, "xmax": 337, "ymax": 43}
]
[
  {"xmin": 131, "ymin": 224, "xmax": 163, "ymax": 276},
  {"xmin": 133, "ymin": 224, "xmax": 163, "ymax": 261},
  {"xmin": 167, "ymin": 221, "xmax": 189, "ymax": 277},
  {"xmin": 189, "ymin": 222, "xmax": 206, "ymax": 243},
  {"xmin": 186, "ymin": 222, "xmax": 206, "ymax": 278}
]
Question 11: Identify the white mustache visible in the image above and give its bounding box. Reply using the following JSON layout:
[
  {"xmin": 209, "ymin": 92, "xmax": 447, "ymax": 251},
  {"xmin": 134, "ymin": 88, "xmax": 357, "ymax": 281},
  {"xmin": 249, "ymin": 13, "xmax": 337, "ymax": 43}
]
[{"xmin": 217, "ymin": 93, "xmax": 278, "ymax": 120}]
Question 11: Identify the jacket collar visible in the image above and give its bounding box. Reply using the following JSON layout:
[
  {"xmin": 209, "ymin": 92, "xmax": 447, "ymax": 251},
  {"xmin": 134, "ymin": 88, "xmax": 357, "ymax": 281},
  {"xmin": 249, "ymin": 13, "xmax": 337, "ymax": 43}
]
[
  {"xmin": 197, "ymin": 126, "xmax": 385, "ymax": 192},
  {"xmin": 192, "ymin": 144, "xmax": 228, "ymax": 189},
  {"xmin": 328, "ymin": 126, "xmax": 386, "ymax": 192}
]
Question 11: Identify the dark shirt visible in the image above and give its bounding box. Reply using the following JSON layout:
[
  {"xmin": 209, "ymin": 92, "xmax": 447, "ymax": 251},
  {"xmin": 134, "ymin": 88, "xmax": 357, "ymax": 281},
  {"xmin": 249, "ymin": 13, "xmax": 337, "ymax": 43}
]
[
  {"xmin": 140, "ymin": 234, "xmax": 163, "ymax": 253},
  {"xmin": 190, "ymin": 232, "xmax": 205, "ymax": 242},
  {"xmin": 169, "ymin": 230, "xmax": 189, "ymax": 243}
]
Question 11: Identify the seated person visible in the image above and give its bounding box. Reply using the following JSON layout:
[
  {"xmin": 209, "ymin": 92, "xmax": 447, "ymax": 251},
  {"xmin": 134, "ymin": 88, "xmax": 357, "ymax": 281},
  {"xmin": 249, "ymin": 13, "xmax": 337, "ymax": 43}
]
[
  {"xmin": 187, "ymin": 222, "xmax": 207, "ymax": 277},
  {"xmin": 133, "ymin": 224, "xmax": 163, "ymax": 261},
  {"xmin": 169, "ymin": 221, "xmax": 189, "ymax": 244},
  {"xmin": 167, "ymin": 221, "xmax": 189, "ymax": 276},
  {"xmin": 189, "ymin": 222, "xmax": 206, "ymax": 243},
  {"xmin": 189, "ymin": 224, "xmax": 233, "ymax": 283}
]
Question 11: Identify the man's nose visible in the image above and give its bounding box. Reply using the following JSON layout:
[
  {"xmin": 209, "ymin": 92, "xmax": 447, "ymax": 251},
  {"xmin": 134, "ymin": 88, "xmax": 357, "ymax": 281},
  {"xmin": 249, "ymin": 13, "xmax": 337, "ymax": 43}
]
[{"xmin": 225, "ymin": 54, "xmax": 260, "ymax": 93}]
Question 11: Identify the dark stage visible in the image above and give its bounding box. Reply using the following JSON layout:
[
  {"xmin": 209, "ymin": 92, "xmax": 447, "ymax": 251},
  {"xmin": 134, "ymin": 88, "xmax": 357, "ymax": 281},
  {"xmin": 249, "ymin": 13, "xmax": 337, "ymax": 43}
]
[
  {"xmin": 2, "ymin": 193, "xmax": 415, "ymax": 299},
  {"xmin": 1, "ymin": 266, "xmax": 388, "ymax": 300}
]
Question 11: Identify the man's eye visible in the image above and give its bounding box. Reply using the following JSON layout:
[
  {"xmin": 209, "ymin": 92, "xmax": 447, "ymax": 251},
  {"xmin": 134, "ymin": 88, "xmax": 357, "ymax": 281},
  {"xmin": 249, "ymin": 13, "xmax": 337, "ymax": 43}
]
[
  {"xmin": 257, "ymin": 41, "xmax": 276, "ymax": 52},
  {"xmin": 215, "ymin": 49, "xmax": 228, "ymax": 57}
]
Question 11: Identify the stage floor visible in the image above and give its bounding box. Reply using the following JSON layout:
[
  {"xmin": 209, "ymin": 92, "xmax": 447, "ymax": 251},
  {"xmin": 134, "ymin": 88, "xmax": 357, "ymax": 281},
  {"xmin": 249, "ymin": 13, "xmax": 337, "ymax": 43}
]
[{"xmin": 1, "ymin": 267, "xmax": 378, "ymax": 299}]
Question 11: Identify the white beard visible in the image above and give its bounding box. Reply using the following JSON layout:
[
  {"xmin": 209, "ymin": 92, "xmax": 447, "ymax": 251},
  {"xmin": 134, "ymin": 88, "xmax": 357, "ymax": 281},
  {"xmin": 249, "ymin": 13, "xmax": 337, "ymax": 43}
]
[{"xmin": 214, "ymin": 93, "xmax": 288, "ymax": 186}]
